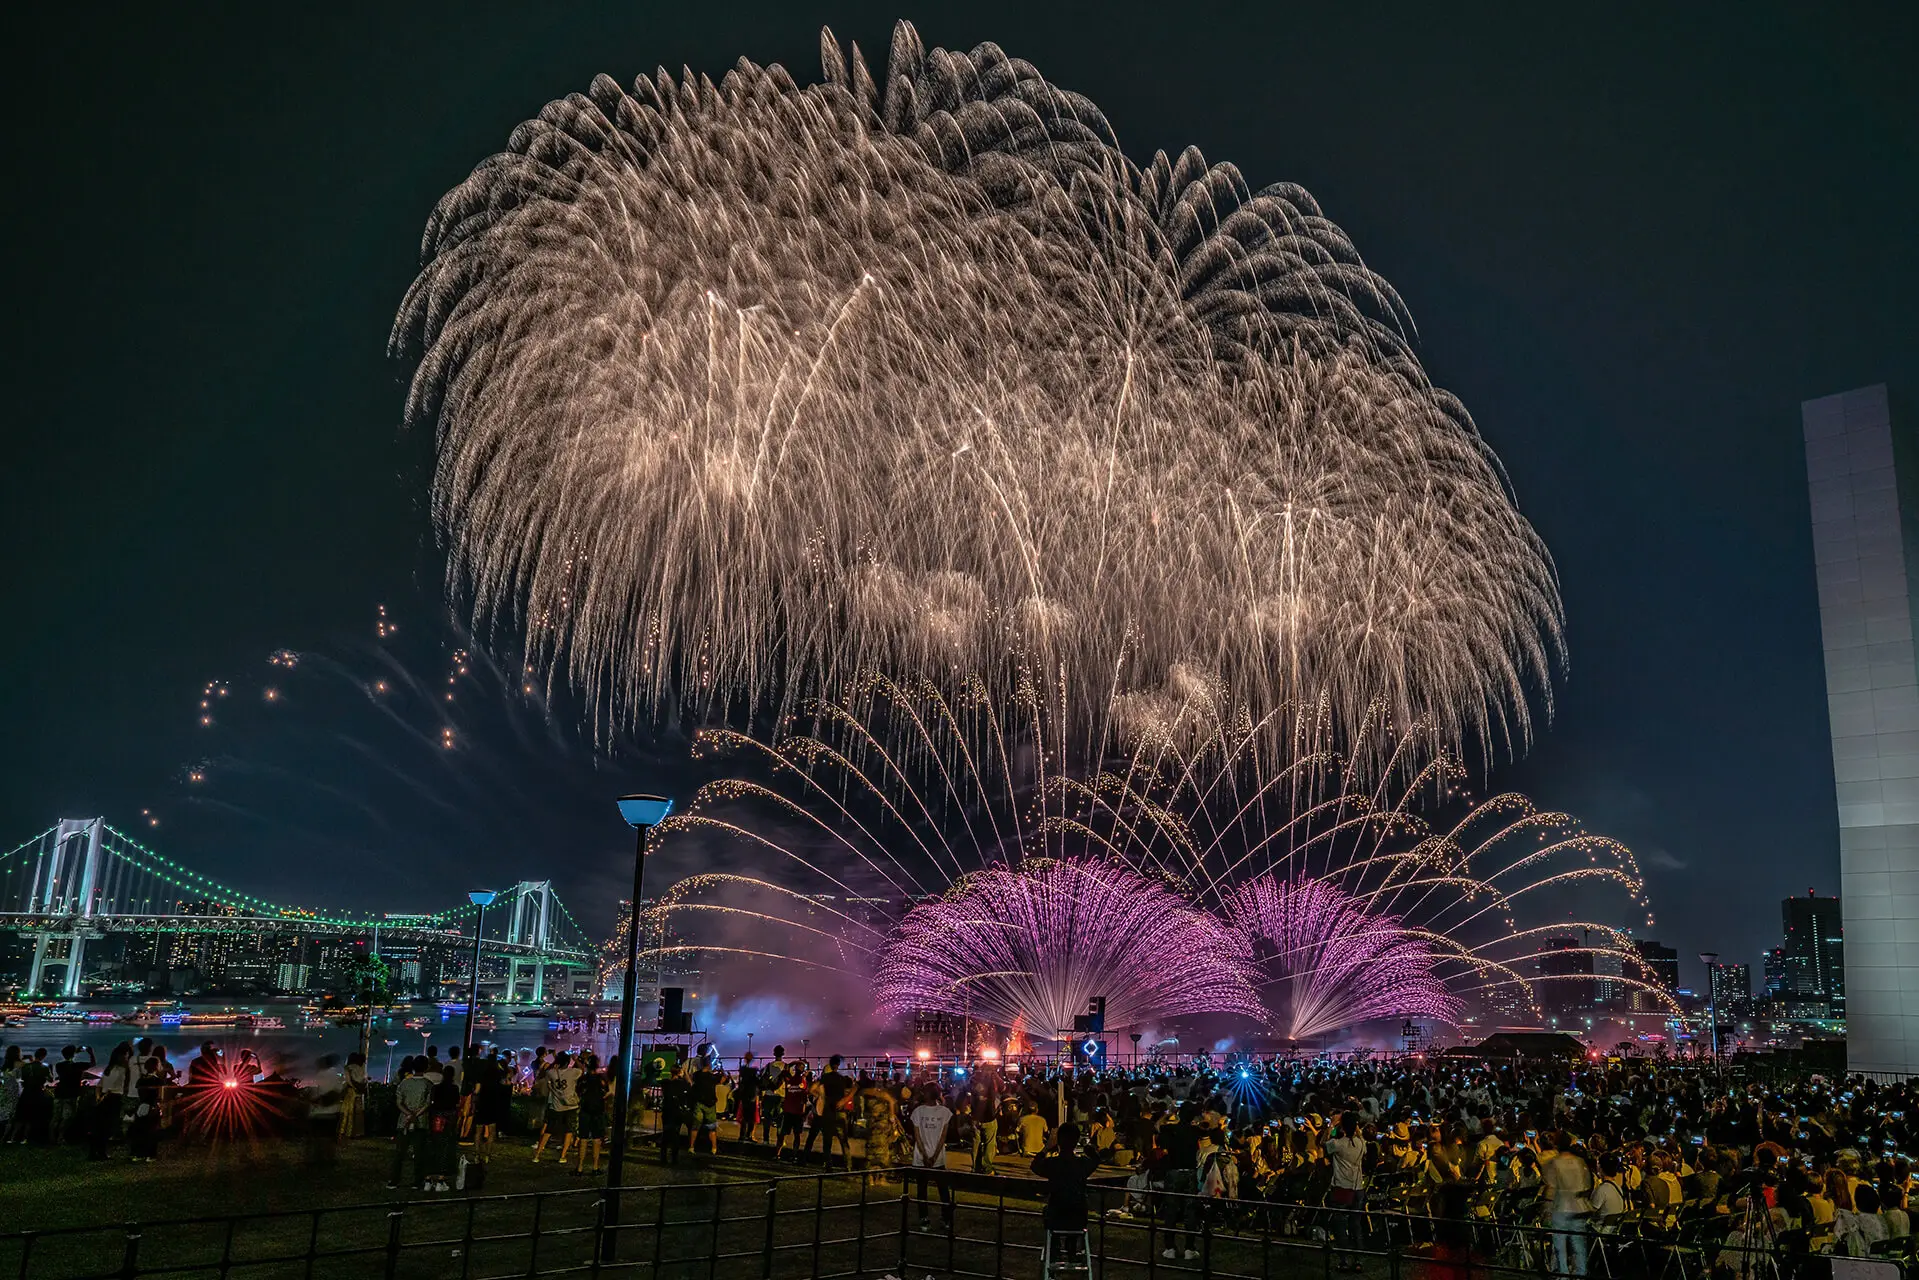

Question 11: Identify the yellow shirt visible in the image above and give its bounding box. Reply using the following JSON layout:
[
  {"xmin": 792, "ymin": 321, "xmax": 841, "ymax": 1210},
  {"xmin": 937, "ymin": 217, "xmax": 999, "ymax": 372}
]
[{"xmin": 1017, "ymin": 1113, "xmax": 1049, "ymax": 1155}]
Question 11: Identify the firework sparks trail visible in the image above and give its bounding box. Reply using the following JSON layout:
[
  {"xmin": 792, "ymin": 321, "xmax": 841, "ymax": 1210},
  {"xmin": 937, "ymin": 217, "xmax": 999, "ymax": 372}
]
[
  {"xmin": 394, "ymin": 22, "xmax": 1562, "ymax": 758},
  {"xmin": 873, "ymin": 857, "xmax": 1261, "ymax": 1034},
  {"xmin": 1224, "ymin": 876, "xmax": 1461, "ymax": 1041},
  {"xmin": 641, "ymin": 678, "xmax": 1673, "ymax": 1038}
]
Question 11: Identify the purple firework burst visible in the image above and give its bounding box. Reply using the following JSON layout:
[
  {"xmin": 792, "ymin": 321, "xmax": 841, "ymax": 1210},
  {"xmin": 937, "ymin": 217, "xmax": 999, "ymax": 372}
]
[
  {"xmin": 1225, "ymin": 876, "xmax": 1463, "ymax": 1041},
  {"xmin": 874, "ymin": 857, "xmax": 1262, "ymax": 1035}
]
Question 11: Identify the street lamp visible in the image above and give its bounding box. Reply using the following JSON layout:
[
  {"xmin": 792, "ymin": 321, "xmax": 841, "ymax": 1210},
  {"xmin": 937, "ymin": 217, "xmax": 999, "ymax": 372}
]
[
  {"xmin": 463, "ymin": 890, "xmax": 497, "ymax": 1053},
  {"xmin": 1698, "ymin": 951, "xmax": 1720, "ymax": 1068},
  {"xmin": 605, "ymin": 792, "xmax": 672, "ymax": 1264}
]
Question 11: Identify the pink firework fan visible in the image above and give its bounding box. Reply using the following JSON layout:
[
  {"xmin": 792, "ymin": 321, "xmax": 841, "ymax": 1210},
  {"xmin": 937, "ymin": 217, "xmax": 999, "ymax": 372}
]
[
  {"xmin": 874, "ymin": 857, "xmax": 1262, "ymax": 1035},
  {"xmin": 1224, "ymin": 876, "xmax": 1463, "ymax": 1041}
]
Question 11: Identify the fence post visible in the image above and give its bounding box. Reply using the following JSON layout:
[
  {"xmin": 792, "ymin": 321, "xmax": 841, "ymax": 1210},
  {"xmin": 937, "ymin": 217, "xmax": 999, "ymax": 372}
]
[
  {"xmin": 811, "ymin": 1174, "xmax": 826, "ymax": 1280},
  {"xmin": 652, "ymin": 1185, "xmax": 668, "ymax": 1278},
  {"xmin": 586, "ymin": 1194, "xmax": 603, "ymax": 1278},
  {"xmin": 1200, "ymin": 1212, "xmax": 1213, "ymax": 1280},
  {"xmin": 761, "ymin": 1182, "xmax": 777, "ymax": 1280},
  {"xmin": 460, "ymin": 1198, "xmax": 477, "ymax": 1279},
  {"xmin": 118, "ymin": 1224, "xmax": 141, "ymax": 1280},
  {"xmin": 998, "ymin": 1186, "xmax": 1008, "ymax": 1280},
  {"xmin": 303, "ymin": 1210, "xmax": 321, "ymax": 1280},
  {"xmin": 708, "ymin": 1182, "xmax": 724, "ymax": 1280},
  {"xmin": 529, "ymin": 1193, "xmax": 547, "ymax": 1278},
  {"xmin": 856, "ymin": 1172, "xmax": 870, "ymax": 1276},
  {"xmin": 897, "ymin": 1184, "xmax": 910, "ymax": 1274},
  {"xmin": 383, "ymin": 1208, "xmax": 405, "ymax": 1280}
]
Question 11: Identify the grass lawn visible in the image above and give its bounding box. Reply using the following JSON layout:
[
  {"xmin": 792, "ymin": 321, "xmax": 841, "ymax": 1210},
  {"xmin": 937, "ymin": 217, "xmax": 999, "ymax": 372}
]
[{"xmin": 0, "ymin": 1130, "xmax": 1366, "ymax": 1280}]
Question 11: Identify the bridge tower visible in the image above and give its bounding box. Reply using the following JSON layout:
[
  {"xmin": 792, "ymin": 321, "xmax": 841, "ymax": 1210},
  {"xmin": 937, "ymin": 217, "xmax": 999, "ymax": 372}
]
[
  {"xmin": 26, "ymin": 818, "xmax": 106, "ymax": 997},
  {"xmin": 505, "ymin": 880, "xmax": 554, "ymax": 1004}
]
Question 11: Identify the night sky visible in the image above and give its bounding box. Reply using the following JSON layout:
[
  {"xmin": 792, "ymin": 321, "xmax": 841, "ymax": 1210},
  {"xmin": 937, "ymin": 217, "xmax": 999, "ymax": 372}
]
[{"xmin": 5, "ymin": 4, "xmax": 1915, "ymax": 992}]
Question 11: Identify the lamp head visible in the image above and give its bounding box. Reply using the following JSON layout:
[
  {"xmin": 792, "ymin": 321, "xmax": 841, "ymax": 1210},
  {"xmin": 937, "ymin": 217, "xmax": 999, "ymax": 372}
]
[
  {"xmin": 1698, "ymin": 951, "xmax": 1719, "ymax": 966},
  {"xmin": 468, "ymin": 890, "xmax": 498, "ymax": 907},
  {"xmin": 618, "ymin": 793, "xmax": 674, "ymax": 828}
]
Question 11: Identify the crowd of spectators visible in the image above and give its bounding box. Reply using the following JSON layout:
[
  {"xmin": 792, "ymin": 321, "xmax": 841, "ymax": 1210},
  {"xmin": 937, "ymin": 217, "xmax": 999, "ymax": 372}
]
[
  {"xmin": 9, "ymin": 1034, "xmax": 1917, "ymax": 1275},
  {"xmin": 674, "ymin": 1048, "xmax": 1919, "ymax": 1272}
]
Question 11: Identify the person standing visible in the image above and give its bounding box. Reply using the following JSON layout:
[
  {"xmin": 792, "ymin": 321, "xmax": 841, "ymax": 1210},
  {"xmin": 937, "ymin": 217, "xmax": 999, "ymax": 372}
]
[
  {"xmin": 690, "ymin": 1055, "xmax": 722, "ymax": 1157},
  {"xmin": 1325, "ymin": 1112, "xmax": 1370, "ymax": 1273},
  {"xmin": 0, "ymin": 1046, "xmax": 22, "ymax": 1143},
  {"xmin": 390, "ymin": 1058, "xmax": 431, "ymax": 1190},
  {"xmin": 339, "ymin": 1052, "xmax": 369, "ymax": 1139},
  {"xmin": 127, "ymin": 1050, "xmax": 166, "ymax": 1164},
  {"xmin": 51, "ymin": 1044, "xmax": 96, "ymax": 1144},
  {"xmin": 526, "ymin": 1048, "xmax": 551, "ymax": 1143},
  {"xmin": 660, "ymin": 1063, "xmax": 692, "ymax": 1166},
  {"xmin": 1032, "ymin": 1122, "xmax": 1103, "ymax": 1243},
  {"xmin": 1158, "ymin": 1103, "xmax": 1203, "ymax": 1262},
  {"xmin": 734, "ymin": 1051, "xmax": 760, "ymax": 1143},
  {"xmin": 89, "ymin": 1043, "xmax": 137, "ymax": 1160},
  {"xmin": 776, "ymin": 1059, "xmax": 810, "ymax": 1159},
  {"xmin": 908, "ymin": 1084, "xmax": 955, "ymax": 1231},
  {"xmin": 424, "ymin": 1066, "xmax": 462, "ymax": 1192},
  {"xmin": 1541, "ymin": 1132, "xmax": 1594, "ymax": 1278},
  {"xmin": 759, "ymin": 1048, "xmax": 789, "ymax": 1145},
  {"xmin": 306, "ymin": 1054, "xmax": 345, "ymax": 1166},
  {"xmin": 574, "ymin": 1058, "xmax": 608, "ymax": 1176},
  {"xmin": 473, "ymin": 1047, "xmax": 512, "ymax": 1164},
  {"xmin": 18, "ymin": 1049, "xmax": 53, "ymax": 1146},
  {"xmin": 860, "ymin": 1072, "xmax": 901, "ymax": 1185},
  {"xmin": 534, "ymin": 1051, "xmax": 581, "ymax": 1165},
  {"xmin": 970, "ymin": 1085, "xmax": 999, "ymax": 1175}
]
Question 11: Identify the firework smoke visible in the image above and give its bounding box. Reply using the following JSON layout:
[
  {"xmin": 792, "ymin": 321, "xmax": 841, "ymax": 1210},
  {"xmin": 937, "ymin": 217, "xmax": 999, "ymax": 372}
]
[{"xmin": 394, "ymin": 22, "xmax": 1561, "ymax": 758}]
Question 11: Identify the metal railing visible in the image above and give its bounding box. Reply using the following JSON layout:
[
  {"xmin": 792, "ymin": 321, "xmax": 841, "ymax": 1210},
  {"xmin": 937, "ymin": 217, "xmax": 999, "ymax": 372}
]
[{"xmin": 3, "ymin": 1168, "xmax": 1908, "ymax": 1280}]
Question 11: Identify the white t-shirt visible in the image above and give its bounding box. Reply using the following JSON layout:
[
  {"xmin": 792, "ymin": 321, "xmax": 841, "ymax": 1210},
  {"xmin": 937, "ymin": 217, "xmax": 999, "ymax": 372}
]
[
  {"xmin": 1327, "ymin": 1134, "xmax": 1368, "ymax": 1190},
  {"xmin": 549, "ymin": 1066, "xmax": 582, "ymax": 1112},
  {"xmin": 910, "ymin": 1103, "xmax": 953, "ymax": 1168}
]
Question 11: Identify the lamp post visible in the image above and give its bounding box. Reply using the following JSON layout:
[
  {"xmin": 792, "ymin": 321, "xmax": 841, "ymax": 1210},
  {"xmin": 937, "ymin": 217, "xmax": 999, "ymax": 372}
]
[
  {"xmin": 605, "ymin": 792, "xmax": 672, "ymax": 1264},
  {"xmin": 1698, "ymin": 951, "xmax": 1720, "ymax": 1069},
  {"xmin": 463, "ymin": 890, "xmax": 498, "ymax": 1053}
]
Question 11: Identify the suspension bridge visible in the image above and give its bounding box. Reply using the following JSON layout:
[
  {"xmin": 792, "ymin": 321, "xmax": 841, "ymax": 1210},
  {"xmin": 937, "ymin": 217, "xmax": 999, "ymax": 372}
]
[{"xmin": 1, "ymin": 819, "xmax": 599, "ymax": 999}]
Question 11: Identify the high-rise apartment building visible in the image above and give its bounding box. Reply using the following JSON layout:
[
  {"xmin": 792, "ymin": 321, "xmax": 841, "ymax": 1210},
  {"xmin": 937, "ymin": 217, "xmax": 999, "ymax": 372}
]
[
  {"xmin": 1803, "ymin": 383, "xmax": 1916, "ymax": 1071},
  {"xmin": 1781, "ymin": 891, "xmax": 1845, "ymax": 1014},
  {"xmin": 1538, "ymin": 936, "xmax": 1596, "ymax": 1020},
  {"xmin": 1708, "ymin": 962, "xmax": 1751, "ymax": 1013},
  {"xmin": 1629, "ymin": 939, "xmax": 1680, "ymax": 1013}
]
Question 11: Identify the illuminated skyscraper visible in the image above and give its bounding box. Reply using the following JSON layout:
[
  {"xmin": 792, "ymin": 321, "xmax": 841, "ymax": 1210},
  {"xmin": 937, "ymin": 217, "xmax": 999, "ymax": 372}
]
[{"xmin": 1803, "ymin": 383, "xmax": 1914, "ymax": 1071}]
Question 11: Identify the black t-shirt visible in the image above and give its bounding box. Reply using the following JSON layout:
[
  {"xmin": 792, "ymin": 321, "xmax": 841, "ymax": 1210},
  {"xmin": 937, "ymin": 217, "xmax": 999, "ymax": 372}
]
[
  {"xmin": 1033, "ymin": 1149, "xmax": 1104, "ymax": 1228},
  {"xmin": 463, "ymin": 1056, "xmax": 496, "ymax": 1095},
  {"xmin": 692, "ymin": 1068, "xmax": 719, "ymax": 1107},
  {"xmin": 822, "ymin": 1071, "xmax": 852, "ymax": 1110},
  {"xmin": 53, "ymin": 1059, "xmax": 90, "ymax": 1100},
  {"xmin": 1161, "ymin": 1121, "xmax": 1201, "ymax": 1167},
  {"xmin": 737, "ymin": 1069, "xmax": 759, "ymax": 1100}
]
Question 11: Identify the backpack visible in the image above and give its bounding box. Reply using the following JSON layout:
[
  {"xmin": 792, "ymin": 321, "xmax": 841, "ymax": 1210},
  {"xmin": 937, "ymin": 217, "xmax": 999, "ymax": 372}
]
[{"xmin": 1201, "ymin": 1150, "xmax": 1230, "ymax": 1199}]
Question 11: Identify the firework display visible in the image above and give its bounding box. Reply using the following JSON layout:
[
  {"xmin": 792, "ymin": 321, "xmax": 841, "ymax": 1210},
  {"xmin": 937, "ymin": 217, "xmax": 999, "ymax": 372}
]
[
  {"xmin": 1224, "ymin": 876, "xmax": 1461, "ymax": 1042},
  {"xmin": 394, "ymin": 22, "xmax": 1561, "ymax": 757},
  {"xmin": 873, "ymin": 857, "xmax": 1261, "ymax": 1034},
  {"xmin": 642, "ymin": 679, "xmax": 1670, "ymax": 1040}
]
